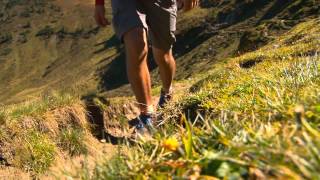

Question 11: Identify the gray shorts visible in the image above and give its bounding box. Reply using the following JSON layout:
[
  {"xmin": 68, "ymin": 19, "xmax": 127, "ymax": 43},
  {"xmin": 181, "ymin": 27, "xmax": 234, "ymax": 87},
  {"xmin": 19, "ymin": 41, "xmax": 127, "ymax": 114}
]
[{"xmin": 111, "ymin": 0, "xmax": 177, "ymax": 51}]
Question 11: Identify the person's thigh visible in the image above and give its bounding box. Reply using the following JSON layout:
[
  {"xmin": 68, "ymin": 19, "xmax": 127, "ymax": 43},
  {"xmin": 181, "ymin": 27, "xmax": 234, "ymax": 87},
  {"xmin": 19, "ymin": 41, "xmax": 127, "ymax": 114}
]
[
  {"xmin": 142, "ymin": 0, "xmax": 177, "ymax": 51},
  {"xmin": 111, "ymin": 0, "xmax": 148, "ymax": 41}
]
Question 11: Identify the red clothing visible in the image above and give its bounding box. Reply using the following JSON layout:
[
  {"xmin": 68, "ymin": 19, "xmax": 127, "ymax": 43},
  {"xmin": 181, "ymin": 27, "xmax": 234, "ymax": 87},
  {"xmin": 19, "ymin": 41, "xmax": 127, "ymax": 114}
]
[{"xmin": 96, "ymin": 0, "xmax": 104, "ymax": 5}]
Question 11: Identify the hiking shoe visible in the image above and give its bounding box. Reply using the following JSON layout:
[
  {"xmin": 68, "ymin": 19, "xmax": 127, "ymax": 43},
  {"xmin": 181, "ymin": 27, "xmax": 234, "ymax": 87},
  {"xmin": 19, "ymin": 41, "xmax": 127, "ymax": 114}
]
[
  {"xmin": 158, "ymin": 89, "xmax": 173, "ymax": 108},
  {"xmin": 132, "ymin": 114, "xmax": 156, "ymax": 141},
  {"xmin": 138, "ymin": 113, "xmax": 157, "ymax": 134},
  {"xmin": 134, "ymin": 121, "xmax": 150, "ymax": 139}
]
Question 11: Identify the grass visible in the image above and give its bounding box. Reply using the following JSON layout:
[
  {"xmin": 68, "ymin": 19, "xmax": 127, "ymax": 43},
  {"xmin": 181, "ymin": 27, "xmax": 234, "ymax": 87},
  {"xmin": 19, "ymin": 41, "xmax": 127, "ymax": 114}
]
[
  {"xmin": 14, "ymin": 131, "xmax": 56, "ymax": 174},
  {"xmin": 0, "ymin": 107, "xmax": 6, "ymax": 125},
  {"xmin": 3, "ymin": 0, "xmax": 314, "ymax": 105},
  {"xmin": 0, "ymin": 91, "xmax": 90, "ymax": 176},
  {"xmin": 59, "ymin": 128, "xmax": 88, "ymax": 157},
  {"xmin": 3, "ymin": 91, "xmax": 77, "ymax": 121},
  {"xmin": 93, "ymin": 150, "xmax": 130, "ymax": 180},
  {"xmin": 84, "ymin": 19, "xmax": 320, "ymax": 179},
  {"xmin": 0, "ymin": 3, "xmax": 319, "ymax": 179}
]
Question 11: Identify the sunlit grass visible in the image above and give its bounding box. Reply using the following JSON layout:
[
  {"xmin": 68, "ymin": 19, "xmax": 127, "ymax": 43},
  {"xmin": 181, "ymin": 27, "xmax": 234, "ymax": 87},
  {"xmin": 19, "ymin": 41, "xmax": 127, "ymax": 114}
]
[
  {"xmin": 7, "ymin": 92, "xmax": 77, "ymax": 120},
  {"xmin": 87, "ymin": 19, "xmax": 320, "ymax": 179},
  {"xmin": 0, "ymin": 12, "xmax": 319, "ymax": 180},
  {"xmin": 14, "ymin": 131, "xmax": 56, "ymax": 174},
  {"xmin": 59, "ymin": 128, "xmax": 88, "ymax": 157},
  {"xmin": 0, "ymin": 91, "xmax": 85, "ymax": 175}
]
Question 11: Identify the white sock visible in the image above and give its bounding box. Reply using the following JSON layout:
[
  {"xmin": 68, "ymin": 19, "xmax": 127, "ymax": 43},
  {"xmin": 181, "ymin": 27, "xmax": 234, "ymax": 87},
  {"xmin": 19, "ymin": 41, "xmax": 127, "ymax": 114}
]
[{"xmin": 162, "ymin": 86, "xmax": 173, "ymax": 95}]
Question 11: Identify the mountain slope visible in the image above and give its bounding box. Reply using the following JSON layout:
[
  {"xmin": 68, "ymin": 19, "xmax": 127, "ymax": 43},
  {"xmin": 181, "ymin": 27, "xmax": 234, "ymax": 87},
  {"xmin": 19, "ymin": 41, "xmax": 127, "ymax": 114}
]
[
  {"xmin": 1, "ymin": 17, "xmax": 318, "ymax": 179},
  {"xmin": 0, "ymin": 0, "xmax": 319, "ymax": 104},
  {"xmin": 0, "ymin": 0, "xmax": 116, "ymax": 103},
  {"xmin": 89, "ymin": 18, "xmax": 320, "ymax": 179},
  {"xmin": 0, "ymin": 0, "xmax": 319, "ymax": 178}
]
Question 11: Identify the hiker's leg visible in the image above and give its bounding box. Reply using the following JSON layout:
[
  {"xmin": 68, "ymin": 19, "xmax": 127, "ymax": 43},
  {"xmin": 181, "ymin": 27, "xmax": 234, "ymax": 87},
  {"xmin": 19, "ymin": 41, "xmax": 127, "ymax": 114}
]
[
  {"xmin": 123, "ymin": 27, "xmax": 153, "ymax": 113},
  {"xmin": 141, "ymin": 0, "xmax": 177, "ymax": 93},
  {"xmin": 152, "ymin": 47, "xmax": 176, "ymax": 93}
]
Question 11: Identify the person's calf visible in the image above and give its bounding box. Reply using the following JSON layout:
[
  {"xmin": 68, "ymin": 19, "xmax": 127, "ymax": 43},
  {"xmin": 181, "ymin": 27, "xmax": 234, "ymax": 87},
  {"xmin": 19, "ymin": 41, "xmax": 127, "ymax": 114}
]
[
  {"xmin": 152, "ymin": 47, "xmax": 176, "ymax": 107},
  {"xmin": 123, "ymin": 28, "xmax": 153, "ymax": 114}
]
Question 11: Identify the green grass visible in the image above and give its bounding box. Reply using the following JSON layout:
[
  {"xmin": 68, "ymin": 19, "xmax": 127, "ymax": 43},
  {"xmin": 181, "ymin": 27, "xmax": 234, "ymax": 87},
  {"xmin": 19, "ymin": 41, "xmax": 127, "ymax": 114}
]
[
  {"xmin": 14, "ymin": 131, "xmax": 56, "ymax": 174},
  {"xmin": 85, "ymin": 19, "xmax": 320, "ymax": 179},
  {"xmin": 0, "ymin": 91, "xmax": 87, "ymax": 175},
  {"xmin": 0, "ymin": 3, "xmax": 319, "ymax": 179},
  {"xmin": 5, "ymin": 91, "xmax": 77, "ymax": 121},
  {"xmin": 59, "ymin": 128, "xmax": 88, "ymax": 156},
  {"xmin": 93, "ymin": 151, "xmax": 130, "ymax": 180}
]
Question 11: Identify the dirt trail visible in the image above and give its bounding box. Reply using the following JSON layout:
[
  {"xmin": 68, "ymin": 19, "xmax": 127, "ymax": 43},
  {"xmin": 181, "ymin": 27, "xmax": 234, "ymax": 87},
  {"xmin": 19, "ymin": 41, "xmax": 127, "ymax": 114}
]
[{"xmin": 100, "ymin": 81, "xmax": 193, "ymax": 140}]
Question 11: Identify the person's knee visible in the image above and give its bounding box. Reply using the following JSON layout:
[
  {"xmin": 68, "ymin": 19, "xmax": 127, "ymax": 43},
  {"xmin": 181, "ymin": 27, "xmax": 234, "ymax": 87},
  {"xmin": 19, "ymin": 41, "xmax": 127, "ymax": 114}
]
[
  {"xmin": 154, "ymin": 47, "xmax": 174, "ymax": 64},
  {"xmin": 164, "ymin": 50, "xmax": 174, "ymax": 61},
  {"xmin": 124, "ymin": 28, "xmax": 148, "ymax": 60}
]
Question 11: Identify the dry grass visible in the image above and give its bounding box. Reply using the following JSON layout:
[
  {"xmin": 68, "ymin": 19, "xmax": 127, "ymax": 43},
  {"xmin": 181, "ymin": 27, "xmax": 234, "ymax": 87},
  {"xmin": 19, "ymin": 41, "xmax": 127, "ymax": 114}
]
[{"xmin": 0, "ymin": 91, "xmax": 93, "ymax": 177}]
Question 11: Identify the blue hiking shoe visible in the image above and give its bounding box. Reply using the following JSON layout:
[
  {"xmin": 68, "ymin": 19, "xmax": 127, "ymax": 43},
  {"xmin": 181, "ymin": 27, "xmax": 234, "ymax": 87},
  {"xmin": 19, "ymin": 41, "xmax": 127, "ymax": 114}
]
[
  {"xmin": 133, "ymin": 113, "xmax": 157, "ymax": 139},
  {"xmin": 138, "ymin": 113, "xmax": 156, "ymax": 134},
  {"xmin": 134, "ymin": 120, "xmax": 148, "ymax": 138},
  {"xmin": 158, "ymin": 89, "xmax": 173, "ymax": 108}
]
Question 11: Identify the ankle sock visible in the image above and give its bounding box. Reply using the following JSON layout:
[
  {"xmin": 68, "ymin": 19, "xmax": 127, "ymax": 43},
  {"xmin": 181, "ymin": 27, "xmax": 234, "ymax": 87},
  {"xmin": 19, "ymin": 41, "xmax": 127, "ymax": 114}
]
[
  {"xmin": 162, "ymin": 86, "xmax": 173, "ymax": 95},
  {"xmin": 140, "ymin": 105, "xmax": 154, "ymax": 115}
]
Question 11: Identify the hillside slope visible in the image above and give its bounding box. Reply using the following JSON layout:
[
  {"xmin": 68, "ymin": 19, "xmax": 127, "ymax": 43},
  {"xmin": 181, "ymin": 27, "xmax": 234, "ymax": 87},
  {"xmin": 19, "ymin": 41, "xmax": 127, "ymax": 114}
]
[
  {"xmin": 0, "ymin": 17, "xmax": 318, "ymax": 179},
  {"xmin": 0, "ymin": 0, "xmax": 319, "ymax": 179},
  {"xmin": 0, "ymin": 0, "xmax": 115, "ymax": 103},
  {"xmin": 86, "ymin": 18, "xmax": 320, "ymax": 179},
  {"xmin": 0, "ymin": 0, "xmax": 319, "ymax": 104}
]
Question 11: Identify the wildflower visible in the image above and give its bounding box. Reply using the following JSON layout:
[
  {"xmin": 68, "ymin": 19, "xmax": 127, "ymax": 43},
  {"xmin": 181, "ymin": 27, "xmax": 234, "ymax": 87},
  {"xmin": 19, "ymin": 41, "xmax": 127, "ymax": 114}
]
[{"xmin": 162, "ymin": 137, "xmax": 179, "ymax": 151}]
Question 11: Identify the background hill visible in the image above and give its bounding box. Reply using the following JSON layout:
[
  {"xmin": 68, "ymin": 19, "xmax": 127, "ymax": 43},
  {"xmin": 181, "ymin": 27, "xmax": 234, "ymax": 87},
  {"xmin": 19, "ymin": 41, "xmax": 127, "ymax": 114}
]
[
  {"xmin": 0, "ymin": 0, "xmax": 114, "ymax": 103},
  {"xmin": 0, "ymin": 0, "xmax": 318, "ymax": 104}
]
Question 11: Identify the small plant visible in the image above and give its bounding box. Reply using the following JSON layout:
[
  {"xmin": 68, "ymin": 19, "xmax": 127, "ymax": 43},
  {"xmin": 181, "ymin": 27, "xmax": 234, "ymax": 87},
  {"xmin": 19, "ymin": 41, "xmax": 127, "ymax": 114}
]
[
  {"xmin": 14, "ymin": 131, "xmax": 56, "ymax": 174},
  {"xmin": 59, "ymin": 128, "xmax": 88, "ymax": 156},
  {"xmin": 93, "ymin": 151, "xmax": 130, "ymax": 180},
  {"xmin": 181, "ymin": 116, "xmax": 193, "ymax": 159}
]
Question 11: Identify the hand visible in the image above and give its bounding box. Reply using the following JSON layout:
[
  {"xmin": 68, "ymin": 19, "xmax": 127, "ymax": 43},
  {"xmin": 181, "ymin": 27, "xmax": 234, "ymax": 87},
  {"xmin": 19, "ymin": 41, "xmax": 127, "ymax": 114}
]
[
  {"xmin": 177, "ymin": 0, "xmax": 200, "ymax": 12},
  {"xmin": 94, "ymin": 5, "xmax": 110, "ymax": 27}
]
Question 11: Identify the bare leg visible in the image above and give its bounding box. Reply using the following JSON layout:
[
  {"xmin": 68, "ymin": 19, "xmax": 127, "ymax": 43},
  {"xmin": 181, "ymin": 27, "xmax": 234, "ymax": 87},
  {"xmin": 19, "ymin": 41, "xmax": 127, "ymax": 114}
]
[
  {"xmin": 123, "ymin": 28, "xmax": 153, "ymax": 114},
  {"xmin": 152, "ymin": 47, "xmax": 176, "ymax": 93}
]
